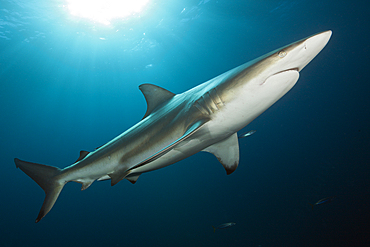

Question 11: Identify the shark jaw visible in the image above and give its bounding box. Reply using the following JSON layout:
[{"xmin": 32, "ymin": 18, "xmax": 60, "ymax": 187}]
[{"xmin": 15, "ymin": 31, "xmax": 332, "ymax": 222}]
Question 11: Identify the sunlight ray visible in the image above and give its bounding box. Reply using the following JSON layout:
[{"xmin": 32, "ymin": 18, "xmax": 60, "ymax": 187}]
[{"xmin": 66, "ymin": 0, "xmax": 150, "ymax": 25}]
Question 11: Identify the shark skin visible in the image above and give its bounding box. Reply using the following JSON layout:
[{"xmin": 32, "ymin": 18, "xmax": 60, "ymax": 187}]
[{"xmin": 15, "ymin": 31, "xmax": 332, "ymax": 222}]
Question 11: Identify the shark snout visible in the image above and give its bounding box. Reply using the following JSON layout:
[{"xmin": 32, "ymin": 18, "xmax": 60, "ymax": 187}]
[
  {"xmin": 282, "ymin": 30, "xmax": 332, "ymax": 73},
  {"xmin": 304, "ymin": 30, "xmax": 332, "ymax": 55}
]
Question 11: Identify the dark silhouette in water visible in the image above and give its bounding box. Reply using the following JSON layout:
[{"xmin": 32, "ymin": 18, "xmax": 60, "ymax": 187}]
[
  {"xmin": 309, "ymin": 196, "xmax": 336, "ymax": 210},
  {"xmin": 212, "ymin": 222, "xmax": 236, "ymax": 232}
]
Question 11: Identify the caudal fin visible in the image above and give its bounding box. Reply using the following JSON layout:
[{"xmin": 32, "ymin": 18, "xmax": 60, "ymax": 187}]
[{"xmin": 15, "ymin": 158, "xmax": 64, "ymax": 223}]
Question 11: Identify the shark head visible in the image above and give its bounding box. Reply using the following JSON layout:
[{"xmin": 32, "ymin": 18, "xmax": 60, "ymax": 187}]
[
  {"xmin": 225, "ymin": 30, "xmax": 332, "ymax": 88},
  {"xmin": 258, "ymin": 30, "xmax": 332, "ymax": 82},
  {"xmin": 199, "ymin": 31, "xmax": 332, "ymax": 134}
]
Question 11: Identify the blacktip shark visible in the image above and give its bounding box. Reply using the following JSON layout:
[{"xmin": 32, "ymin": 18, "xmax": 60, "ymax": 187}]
[{"xmin": 15, "ymin": 30, "xmax": 332, "ymax": 222}]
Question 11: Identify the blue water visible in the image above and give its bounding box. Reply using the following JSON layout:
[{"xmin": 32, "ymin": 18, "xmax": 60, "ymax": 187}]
[{"xmin": 1, "ymin": 0, "xmax": 369, "ymax": 246}]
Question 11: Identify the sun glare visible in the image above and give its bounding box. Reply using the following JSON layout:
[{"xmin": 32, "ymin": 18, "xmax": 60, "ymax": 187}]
[{"xmin": 66, "ymin": 0, "xmax": 150, "ymax": 25}]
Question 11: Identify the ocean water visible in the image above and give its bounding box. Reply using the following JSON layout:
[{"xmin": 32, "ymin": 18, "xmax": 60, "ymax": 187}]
[{"xmin": 1, "ymin": 0, "xmax": 369, "ymax": 246}]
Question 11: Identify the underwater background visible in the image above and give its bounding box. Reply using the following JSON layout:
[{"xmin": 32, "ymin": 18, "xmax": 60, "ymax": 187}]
[{"xmin": 1, "ymin": 0, "xmax": 369, "ymax": 246}]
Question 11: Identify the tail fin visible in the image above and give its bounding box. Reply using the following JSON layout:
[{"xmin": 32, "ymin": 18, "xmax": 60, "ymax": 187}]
[
  {"xmin": 309, "ymin": 203, "xmax": 314, "ymax": 210},
  {"xmin": 15, "ymin": 158, "xmax": 64, "ymax": 223},
  {"xmin": 212, "ymin": 226, "xmax": 216, "ymax": 233}
]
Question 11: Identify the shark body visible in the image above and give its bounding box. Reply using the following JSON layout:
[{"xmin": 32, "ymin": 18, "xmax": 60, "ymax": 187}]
[{"xmin": 15, "ymin": 31, "xmax": 332, "ymax": 222}]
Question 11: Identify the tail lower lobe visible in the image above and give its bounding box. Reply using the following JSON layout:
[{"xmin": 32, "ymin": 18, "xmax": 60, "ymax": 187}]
[{"xmin": 15, "ymin": 158, "xmax": 64, "ymax": 223}]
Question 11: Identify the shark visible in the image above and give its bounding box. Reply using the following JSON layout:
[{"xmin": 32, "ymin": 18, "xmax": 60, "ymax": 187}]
[{"xmin": 15, "ymin": 30, "xmax": 332, "ymax": 222}]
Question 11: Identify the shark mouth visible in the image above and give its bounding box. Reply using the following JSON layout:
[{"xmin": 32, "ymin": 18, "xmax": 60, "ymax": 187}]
[
  {"xmin": 276, "ymin": 67, "xmax": 300, "ymax": 74},
  {"xmin": 261, "ymin": 68, "xmax": 300, "ymax": 85}
]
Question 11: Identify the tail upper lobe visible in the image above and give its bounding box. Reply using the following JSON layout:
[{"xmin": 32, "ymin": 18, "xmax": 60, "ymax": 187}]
[{"xmin": 15, "ymin": 158, "xmax": 64, "ymax": 223}]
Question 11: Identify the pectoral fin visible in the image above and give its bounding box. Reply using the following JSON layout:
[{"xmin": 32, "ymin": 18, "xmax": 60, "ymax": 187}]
[{"xmin": 203, "ymin": 133, "xmax": 240, "ymax": 175}]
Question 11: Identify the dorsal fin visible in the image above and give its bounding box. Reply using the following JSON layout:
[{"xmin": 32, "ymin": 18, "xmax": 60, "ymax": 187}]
[
  {"xmin": 75, "ymin": 150, "xmax": 90, "ymax": 163},
  {"xmin": 139, "ymin": 84, "xmax": 176, "ymax": 119}
]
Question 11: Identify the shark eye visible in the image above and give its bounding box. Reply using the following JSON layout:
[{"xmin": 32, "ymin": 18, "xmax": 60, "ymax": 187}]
[{"xmin": 278, "ymin": 50, "xmax": 287, "ymax": 58}]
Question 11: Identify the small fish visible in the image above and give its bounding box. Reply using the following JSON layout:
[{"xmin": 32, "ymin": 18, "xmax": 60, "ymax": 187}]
[
  {"xmin": 238, "ymin": 130, "xmax": 257, "ymax": 139},
  {"xmin": 212, "ymin": 222, "xmax": 236, "ymax": 232},
  {"xmin": 309, "ymin": 196, "xmax": 336, "ymax": 210}
]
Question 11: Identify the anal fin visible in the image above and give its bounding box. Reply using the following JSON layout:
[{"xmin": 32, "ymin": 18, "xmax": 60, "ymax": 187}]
[
  {"xmin": 72, "ymin": 179, "xmax": 95, "ymax": 190},
  {"xmin": 81, "ymin": 181, "xmax": 94, "ymax": 190}
]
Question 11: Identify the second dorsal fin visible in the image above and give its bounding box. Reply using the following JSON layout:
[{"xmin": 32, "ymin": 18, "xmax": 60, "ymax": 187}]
[
  {"xmin": 139, "ymin": 84, "xmax": 176, "ymax": 119},
  {"xmin": 75, "ymin": 150, "xmax": 90, "ymax": 163}
]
